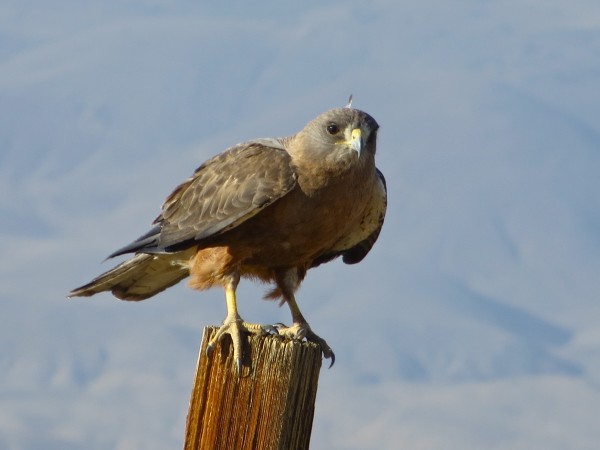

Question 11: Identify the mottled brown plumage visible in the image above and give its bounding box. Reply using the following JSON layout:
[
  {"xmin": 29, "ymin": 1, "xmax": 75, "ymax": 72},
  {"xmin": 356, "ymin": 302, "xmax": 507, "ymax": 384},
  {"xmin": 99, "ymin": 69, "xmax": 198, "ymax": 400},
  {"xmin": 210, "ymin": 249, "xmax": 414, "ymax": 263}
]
[{"xmin": 70, "ymin": 106, "xmax": 387, "ymax": 371}]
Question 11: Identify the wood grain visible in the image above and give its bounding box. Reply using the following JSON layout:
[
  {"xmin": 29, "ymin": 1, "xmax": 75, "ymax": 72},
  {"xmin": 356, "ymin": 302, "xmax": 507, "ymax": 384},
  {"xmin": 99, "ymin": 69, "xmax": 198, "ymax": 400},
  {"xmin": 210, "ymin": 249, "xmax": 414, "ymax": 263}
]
[{"xmin": 184, "ymin": 327, "xmax": 323, "ymax": 450}]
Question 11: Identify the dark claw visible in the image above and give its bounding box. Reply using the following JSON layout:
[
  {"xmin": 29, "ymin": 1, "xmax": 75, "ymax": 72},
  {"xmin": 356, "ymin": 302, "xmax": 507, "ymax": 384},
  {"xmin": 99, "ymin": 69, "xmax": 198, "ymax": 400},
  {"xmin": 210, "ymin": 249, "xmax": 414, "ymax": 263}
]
[
  {"xmin": 327, "ymin": 351, "xmax": 336, "ymax": 368},
  {"xmin": 236, "ymin": 357, "xmax": 243, "ymax": 375},
  {"xmin": 262, "ymin": 324, "xmax": 280, "ymax": 335},
  {"xmin": 206, "ymin": 342, "xmax": 215, "ymax": 358},
  {"xmin": 296, "ymin": 327, "xmax": 307, "ymax": 340}
]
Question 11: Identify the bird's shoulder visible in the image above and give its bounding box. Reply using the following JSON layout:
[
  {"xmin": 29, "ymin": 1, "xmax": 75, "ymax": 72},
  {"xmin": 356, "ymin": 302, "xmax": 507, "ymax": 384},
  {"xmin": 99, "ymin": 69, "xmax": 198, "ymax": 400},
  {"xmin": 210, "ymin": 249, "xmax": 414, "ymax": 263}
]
[{"xmin": 159, "ymin": 138, "xmax": 294, "ymax": 221}]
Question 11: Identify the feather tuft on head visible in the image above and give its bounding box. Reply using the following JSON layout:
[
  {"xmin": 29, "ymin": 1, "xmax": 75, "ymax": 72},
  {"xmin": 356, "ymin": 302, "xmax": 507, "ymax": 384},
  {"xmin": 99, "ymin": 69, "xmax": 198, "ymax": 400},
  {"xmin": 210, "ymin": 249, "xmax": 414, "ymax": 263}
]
[{"xmin": 345, "ymin": 94, "xmax": 353, "ymax": 108}]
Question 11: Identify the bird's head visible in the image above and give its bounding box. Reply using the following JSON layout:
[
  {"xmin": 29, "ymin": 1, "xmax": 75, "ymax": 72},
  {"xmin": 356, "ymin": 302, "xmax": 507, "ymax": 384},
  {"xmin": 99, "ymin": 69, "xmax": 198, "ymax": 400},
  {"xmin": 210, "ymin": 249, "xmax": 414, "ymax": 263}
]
[{"xmin": 290, "ymin": 107, "xmax": 379, "ymax": 169}]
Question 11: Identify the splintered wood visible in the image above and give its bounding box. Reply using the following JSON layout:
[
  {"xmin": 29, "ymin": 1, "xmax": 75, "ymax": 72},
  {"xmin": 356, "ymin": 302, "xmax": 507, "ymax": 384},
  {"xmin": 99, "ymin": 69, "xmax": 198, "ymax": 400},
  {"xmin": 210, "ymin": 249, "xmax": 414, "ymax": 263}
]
[{"xmin": 184, "ymin": 326, "xmax": 323, "ymax": 450}]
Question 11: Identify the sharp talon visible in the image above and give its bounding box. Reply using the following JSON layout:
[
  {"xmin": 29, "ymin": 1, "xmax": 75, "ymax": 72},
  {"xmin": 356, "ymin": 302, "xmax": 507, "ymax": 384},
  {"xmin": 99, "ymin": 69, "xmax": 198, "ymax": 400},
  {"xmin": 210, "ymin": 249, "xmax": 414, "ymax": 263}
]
[
  {"xmin": 263, "ymin": 324, "xmax": 279, "ymax": 335},
  {"xmin": 206, "ymin": 320, "xmax": 274, "ymax": 374},
  {"xmin": 206, "ymin": 343, "xmax": 215, "ymax": 358},
  {"xmin": 276, "ymin": 322, "xmax": 334, "ymax": 364},
  {"xmin": 328, "ymin": 352, "xmax": 336, "ymax": 368},
  {"xmin": 296, "ymin": 328, "xmax": 307, "ymax": 340}
]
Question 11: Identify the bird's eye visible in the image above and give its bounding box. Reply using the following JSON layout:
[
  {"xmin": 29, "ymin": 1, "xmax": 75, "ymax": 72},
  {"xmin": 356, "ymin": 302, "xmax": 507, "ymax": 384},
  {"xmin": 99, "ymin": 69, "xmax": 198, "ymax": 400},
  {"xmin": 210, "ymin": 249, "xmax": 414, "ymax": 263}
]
[{"xmin": 326, "ymin": 123, "xmax": 340, "ymax": 135}]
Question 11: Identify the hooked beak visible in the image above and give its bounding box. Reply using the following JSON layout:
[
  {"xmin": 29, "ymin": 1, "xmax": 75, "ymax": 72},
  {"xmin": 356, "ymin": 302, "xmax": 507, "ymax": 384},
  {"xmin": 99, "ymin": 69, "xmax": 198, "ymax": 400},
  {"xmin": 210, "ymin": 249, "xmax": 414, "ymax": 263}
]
[{"xmin": 348, "ymin": 128, "xmax": 362, "ymax": 154}]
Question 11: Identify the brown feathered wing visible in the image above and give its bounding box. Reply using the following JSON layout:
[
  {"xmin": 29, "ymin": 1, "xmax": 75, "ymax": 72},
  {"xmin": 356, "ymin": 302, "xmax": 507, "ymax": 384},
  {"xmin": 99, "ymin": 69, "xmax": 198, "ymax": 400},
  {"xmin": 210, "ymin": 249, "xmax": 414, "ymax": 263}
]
[
  {"xmin": 69, "ymin": 140, "xmax": 297, "ymax": 300},
  {"xmin": 109, "ymin": 140, "xmax": 297, "ymax": 257}
]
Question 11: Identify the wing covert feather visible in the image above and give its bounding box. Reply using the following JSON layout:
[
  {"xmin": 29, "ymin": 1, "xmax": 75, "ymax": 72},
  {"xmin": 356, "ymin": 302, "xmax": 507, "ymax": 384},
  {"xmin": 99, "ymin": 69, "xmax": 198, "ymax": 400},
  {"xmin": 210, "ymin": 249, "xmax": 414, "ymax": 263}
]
[{"xmin": 154, "ymin": 141, "xmax": 296, "ymax": 250}]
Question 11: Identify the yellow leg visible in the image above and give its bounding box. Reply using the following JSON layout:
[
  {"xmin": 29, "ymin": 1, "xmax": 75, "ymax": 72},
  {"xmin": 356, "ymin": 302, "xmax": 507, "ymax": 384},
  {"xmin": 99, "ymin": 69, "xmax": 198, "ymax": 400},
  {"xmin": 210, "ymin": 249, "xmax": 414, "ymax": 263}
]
[
  {"xmin": 278, "ymin": 292, "xmax": 336, "ymax": 367},
  {"xmin": 206, "ymin": 274, "xmax": 275, "ymax": 374},
  {"xmin": 224, "ymin": 278, "xmax": 242, "ymax": 321},
  {"xmin": 286, "ymin": 293, "xmax": 307, "ymax": 325}
]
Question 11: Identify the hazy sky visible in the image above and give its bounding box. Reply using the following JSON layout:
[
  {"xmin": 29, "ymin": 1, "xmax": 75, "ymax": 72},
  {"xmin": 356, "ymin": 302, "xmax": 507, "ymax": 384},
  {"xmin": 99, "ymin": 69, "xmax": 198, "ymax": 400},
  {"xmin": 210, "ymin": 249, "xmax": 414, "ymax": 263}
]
[{"xmin": 1, "ymin": 1, "xmax": 599, "ymax": 449}]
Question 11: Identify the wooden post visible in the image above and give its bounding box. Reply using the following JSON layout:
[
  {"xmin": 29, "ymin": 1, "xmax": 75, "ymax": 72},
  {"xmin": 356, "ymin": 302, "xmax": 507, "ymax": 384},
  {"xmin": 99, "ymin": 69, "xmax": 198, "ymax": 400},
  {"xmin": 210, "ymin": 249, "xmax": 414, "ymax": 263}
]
[{"xmin": 184, "ymin": 326, "xmax": 323, "ymax": 450}]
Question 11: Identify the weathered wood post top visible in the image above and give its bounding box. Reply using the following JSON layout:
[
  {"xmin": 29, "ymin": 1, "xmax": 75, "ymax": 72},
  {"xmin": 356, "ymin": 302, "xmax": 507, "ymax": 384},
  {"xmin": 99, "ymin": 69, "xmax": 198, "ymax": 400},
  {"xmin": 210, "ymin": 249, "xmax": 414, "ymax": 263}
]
[{"xmin": 184, "ymin": 326, "xmax": 323, "ymax": 450}]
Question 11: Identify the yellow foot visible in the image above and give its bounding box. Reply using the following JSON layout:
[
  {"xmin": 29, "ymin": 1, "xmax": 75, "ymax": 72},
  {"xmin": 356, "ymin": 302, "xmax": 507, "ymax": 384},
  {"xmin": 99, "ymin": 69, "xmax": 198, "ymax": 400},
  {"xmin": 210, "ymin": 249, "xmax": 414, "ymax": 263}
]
[
  {"xmin": 276, "ymin": 322, "xmax": 335, "ymax": 367},
  {"xmin": 206, "ymin": 318, "xmax": 277, "ymax": 374}
]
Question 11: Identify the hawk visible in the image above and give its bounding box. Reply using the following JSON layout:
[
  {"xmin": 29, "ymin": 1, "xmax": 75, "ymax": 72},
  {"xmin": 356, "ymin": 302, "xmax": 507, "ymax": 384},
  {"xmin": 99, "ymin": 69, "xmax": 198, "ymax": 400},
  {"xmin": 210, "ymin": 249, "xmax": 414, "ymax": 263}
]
[{"xmin": 69, "ymin": 104, "xmax": 387, "ymax": 372}]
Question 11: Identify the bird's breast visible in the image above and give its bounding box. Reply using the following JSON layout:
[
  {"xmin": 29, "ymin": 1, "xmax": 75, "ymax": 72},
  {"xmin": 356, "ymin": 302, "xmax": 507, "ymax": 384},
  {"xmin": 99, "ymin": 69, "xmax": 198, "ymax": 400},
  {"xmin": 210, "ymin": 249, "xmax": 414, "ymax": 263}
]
[{"xmin": 232, "ymin": 167, "xmax": 377, "ymax": 267}]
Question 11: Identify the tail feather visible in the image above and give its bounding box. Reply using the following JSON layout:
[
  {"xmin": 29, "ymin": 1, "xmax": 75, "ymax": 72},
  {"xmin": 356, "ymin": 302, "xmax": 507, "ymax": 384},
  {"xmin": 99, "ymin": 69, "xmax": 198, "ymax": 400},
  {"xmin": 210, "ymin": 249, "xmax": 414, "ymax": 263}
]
[{"xmin": 69, "ymin": 249, "xmax": 195, "ymax": 301}]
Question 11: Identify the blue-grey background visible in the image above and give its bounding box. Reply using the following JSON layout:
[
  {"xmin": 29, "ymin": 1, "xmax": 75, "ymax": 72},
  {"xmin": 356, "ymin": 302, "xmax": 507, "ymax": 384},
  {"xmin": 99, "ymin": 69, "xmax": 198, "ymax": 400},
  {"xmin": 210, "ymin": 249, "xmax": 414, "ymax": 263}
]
[{"xmin": 1, "ymin": 1, "xmax": 599, "ymax": 449}]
